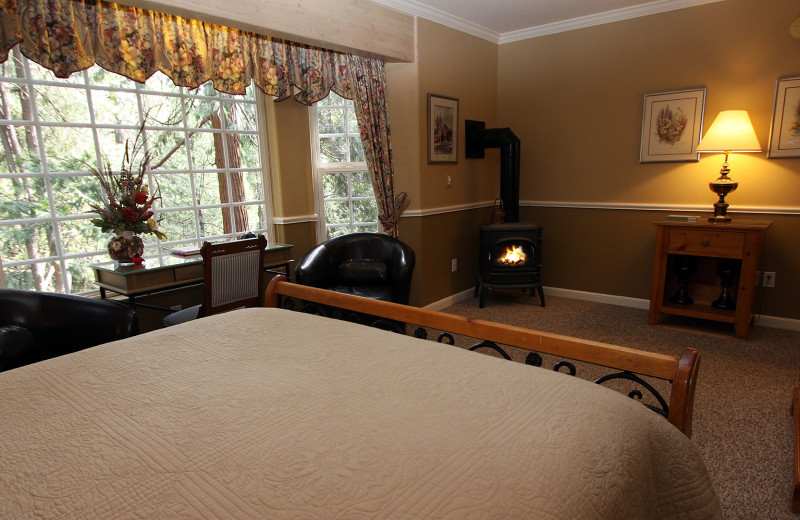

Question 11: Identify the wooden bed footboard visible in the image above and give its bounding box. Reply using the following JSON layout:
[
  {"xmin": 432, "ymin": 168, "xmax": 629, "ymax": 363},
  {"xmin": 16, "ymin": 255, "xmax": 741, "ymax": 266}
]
[{"xmin": 264, "ymin": 276, "xmax": 700, "ymax": 437}]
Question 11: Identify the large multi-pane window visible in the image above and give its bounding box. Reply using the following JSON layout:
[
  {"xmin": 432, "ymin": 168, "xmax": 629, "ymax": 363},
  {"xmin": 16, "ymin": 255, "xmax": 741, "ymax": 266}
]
[
  {"xmin": 311, "ymin": 92, "xmax": 378, "ymax": 240},
  {"xmin": 0, "ymin": 51, "xmax": 271, "ymax": 294}
]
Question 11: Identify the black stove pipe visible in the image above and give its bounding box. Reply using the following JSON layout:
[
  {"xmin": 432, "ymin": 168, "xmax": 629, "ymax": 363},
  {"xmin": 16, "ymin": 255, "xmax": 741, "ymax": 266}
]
[{"xmin": 465, "ymin": 120, "xmax": 521, "ymax": 223}]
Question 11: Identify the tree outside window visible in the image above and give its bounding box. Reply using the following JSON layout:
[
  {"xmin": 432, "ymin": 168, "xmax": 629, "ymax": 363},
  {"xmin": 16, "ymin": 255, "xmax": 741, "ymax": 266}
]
[{"xmin": 0, "ymin": 50, "xmax": 271, "ymax": 294}]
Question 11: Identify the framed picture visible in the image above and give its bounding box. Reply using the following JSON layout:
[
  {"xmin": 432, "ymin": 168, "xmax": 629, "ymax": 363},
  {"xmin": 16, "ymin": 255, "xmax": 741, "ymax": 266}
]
[
  {"xmin": 640, "ymin": 88, "xmax": 706, "ymax": 163},
  {"xmin": 768, "ymin": 76, "xmax": 800, "ymax": 158},
  {"xmin": 428, "ymin": 94, "xmax": 458, "ymax": 163}
]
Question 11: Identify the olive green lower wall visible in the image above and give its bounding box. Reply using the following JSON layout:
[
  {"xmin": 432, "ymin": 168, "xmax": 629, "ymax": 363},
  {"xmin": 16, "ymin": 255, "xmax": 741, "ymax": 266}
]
[
  {"xmin": 400, "ymin": 206, "xmax": 799, "ymax": 322},
  {"xmin": 519, "ymin": 207, "xmax": 800, "ymax": 321}
]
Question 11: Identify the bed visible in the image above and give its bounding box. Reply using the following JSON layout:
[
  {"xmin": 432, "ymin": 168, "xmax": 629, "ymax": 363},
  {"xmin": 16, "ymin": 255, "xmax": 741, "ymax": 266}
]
[{"xmin": 0, "ymin": 276, "xmax": 722, "ymax": 519}]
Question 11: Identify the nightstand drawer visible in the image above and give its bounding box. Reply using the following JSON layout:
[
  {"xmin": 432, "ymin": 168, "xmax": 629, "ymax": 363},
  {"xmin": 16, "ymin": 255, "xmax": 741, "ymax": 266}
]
[{"xmin": 667, "ymin": 229, "xmax": 745, "ymax": 257}]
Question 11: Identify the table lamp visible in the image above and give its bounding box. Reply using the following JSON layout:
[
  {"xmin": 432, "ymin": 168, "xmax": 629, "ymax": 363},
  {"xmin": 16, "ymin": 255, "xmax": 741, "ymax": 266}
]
[{"xmin": 695, "ymin": 110, "xmax": 761, "ymax": 222}]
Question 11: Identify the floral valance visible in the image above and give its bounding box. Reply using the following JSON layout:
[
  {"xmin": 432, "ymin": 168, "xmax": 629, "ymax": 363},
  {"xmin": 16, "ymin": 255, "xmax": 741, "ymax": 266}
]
[
  {"xmin": 0, "ymin": 0, "xmax": 354, "ymax": 104},
  {"xmin": 0, "ymin": 0, "xmax": 408, "ymax": 235}
]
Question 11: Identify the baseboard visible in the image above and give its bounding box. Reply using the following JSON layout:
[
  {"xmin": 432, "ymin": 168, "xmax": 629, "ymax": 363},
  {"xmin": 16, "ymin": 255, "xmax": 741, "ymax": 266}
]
[{"xmin": 425, "ymin": 286, "xmax": 800, "ymax": 332}]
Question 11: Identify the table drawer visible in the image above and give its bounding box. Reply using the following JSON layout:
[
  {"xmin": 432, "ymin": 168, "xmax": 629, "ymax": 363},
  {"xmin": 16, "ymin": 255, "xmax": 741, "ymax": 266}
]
[
  {"xmin": 174, "ymin": 264, "xmax": 204, "ymax": 282},
  {"xmin": 667, "ymin": 229, "xmax": 745, "ymax": 257}
]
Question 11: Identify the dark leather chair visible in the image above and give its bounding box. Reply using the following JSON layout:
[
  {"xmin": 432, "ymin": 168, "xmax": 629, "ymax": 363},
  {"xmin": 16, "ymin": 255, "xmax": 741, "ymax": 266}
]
[
  {"xmin": 0, "ymin": 289, "xmax": 138, "ymax": 372},
  {"xmin": 294, "ymin": 232, "xmax": 415, "ymax": 305}
]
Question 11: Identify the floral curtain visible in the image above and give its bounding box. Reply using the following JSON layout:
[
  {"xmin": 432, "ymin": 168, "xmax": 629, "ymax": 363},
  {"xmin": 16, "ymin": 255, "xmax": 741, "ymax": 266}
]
[{"xmin": 0, "ymin": 0, "xmax": 407, "ymax": 236}]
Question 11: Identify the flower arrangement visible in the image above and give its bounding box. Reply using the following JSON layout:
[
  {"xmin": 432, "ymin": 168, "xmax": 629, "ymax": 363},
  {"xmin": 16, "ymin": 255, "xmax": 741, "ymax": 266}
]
[{"xmin": 90, "ymin": 134, "xmax": 166, "ymax": 241}]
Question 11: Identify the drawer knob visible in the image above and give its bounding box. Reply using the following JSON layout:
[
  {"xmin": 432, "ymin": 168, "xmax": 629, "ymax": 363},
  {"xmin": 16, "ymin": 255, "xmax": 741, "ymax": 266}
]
[{"xmin": 701, "ymin": 237, "xmax": 710, "ymax": 246}]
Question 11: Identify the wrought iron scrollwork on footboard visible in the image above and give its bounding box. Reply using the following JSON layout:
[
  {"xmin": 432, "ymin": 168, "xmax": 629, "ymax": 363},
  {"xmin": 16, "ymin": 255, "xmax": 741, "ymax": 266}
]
[
  {"xmin": 280, "ymin": 296, "xmax": 671, "ymax": 420},
  {"xmin": 414, "ymin": 325, "xmax": 670, "ymax": 419}
]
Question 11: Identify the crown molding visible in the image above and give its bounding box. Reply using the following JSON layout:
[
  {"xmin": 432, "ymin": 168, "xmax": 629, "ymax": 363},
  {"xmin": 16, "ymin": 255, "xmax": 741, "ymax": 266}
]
[
  {"xmin": 371, "ymin": 0, "xmax": 501, "ymax": 43},
  {"xmin": 373, "ymin": 0, "xmax": 725, "ymax": 44},
  {"xmin": 500, "ymin": 0, "xmax": 725, "ymax": 43}
]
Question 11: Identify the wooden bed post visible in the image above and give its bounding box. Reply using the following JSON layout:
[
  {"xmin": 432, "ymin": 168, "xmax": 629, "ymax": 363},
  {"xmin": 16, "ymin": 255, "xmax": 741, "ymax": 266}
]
[
  {"xmin": 667, "ymin": 347, "xmax": 700, "ymax": 438},
  {"xmin": 264, "ymin": 274, "xmax": 286, "ymax": 309}
]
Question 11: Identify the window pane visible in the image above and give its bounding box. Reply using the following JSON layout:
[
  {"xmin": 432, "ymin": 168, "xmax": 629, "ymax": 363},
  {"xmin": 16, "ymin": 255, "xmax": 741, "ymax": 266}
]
[
  {"xmin": 224, "ymin": 101, "xmax": 257, "ymax": 131},
  {"xmin": 318, "ymin": 107, "xmax": 345, "ymax": 133},
  {"xmin": 158, "ymin": 209, "xmax": 197, "ymax": 241},
  {"xmin": 349, "ymin": 136, "xmax": 364, "ymax": 162},
  {"xmin": 3, "ymin": 262, "xmax": 65, "ymax": 292},
  {"xmin": 347, "ymin": 110, "xmax": 359, "ymax": 134},
  {"xmin": 41, "ymin": 126, "xmax": 95, "ymax": 172},
  {"xmin": 37, "ymin": 86, "xmax": 90, "ymax": 123},
  {"xmin": 243, "ymin": 203, "xmax": 265, "ymax": 232},
  {"xmin": 52, "ymin": 174, "xmax": 98, "ymax": 216},
  {"xmin": 2, "ymin": 222, "xmax": 55, "ymax": 262},
  {"xmin": 320, "ymin": 136, "xmax": 347, "ymax": 163},
  {"xmin": 199, "ymin": 206, "xmax": 227, "ymax": 236},
  {"xmin": 243, "ymin": 171, "xmax": 264, "ymax": 201},
  {"xmin": 324, "ymin": 200, "xmax": 350, "ymax": 225},
  {"xmin": 0, "ymin": 124, "xmax": 40, "ymax": 173},
  {"xmin": 59, "ymin": 219, "xmax": 104, "ymax": 255},
  {"xmin": 186, "ymin": 99, "xmax": 218, "ymax": 129},
  {"xmin": 190, "ymin": 131, "xmax": 217, "ymax": 169},
  {"xmin": 91, "ymin": 89, "xmax": 139, "ymax": 125},
  {"xmin": 65, "ymin": 254, "xmax": 108, "ymax": 294},
  {"xmin": 323, "ymin": 172, "xmax": 348, "ymax": 198},
  {"xmin": 141, "ymin": 93, "xmax": 183, "ymax": 126},
  {"xmin": 0, "ymin": 177, "xmax": 48, "ymax": 220},
  {"xmin": 196, "ymin": 172, "xmax": 225, "ymax": 206},
  {"xmin": 2, "ymin": 81, "xmax": 29, "ymax": 120},
  {"xmin": 148, "ymin": 130, "xmax": 190, "ymax": 170},
  {"xmin": 95, "ymin": 127, "xmax": 141, "ymax": 170},
  {"xmin": 156, "ymin": 172, "xmax": 194, "ymax": 208},
  {"xmin": 351, "ymin": 172, "xmax": 372, "ymax": 197},
  {"xmin": 239, "ymin": 134, "xmax": 261, "ymax": 169},
  {"xmin": 353, "ymin": 200, "xmax": 378, "ymax": 223}
]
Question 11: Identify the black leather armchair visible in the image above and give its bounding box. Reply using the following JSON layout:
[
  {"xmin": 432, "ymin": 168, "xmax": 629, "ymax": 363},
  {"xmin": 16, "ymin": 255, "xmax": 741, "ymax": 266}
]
[
  {"xmin": 0, "ymin": 289, "xmax": 138, "ymax": 372},
  {"xmin": 295, "ymin": 232, "xmax": 415, "ymax": 305}
]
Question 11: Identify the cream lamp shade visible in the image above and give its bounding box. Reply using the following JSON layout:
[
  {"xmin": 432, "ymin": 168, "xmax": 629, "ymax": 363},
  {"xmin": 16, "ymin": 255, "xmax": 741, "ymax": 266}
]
[
  {"xmin": 695, "ymin": 110, "xmax": 760, "ymax": 223},
  {"xmin": 696, "ymin": 110, "xmax": 761, "ymax": 153}
]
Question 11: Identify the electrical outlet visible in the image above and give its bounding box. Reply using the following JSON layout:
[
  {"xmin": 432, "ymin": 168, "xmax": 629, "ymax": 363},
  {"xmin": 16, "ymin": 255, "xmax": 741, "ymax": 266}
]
[
  {"xmin": 763, "ymin": 272, "xmax": 775, "ymax": 288},
  {"xmin": 446, "ymin": 176, "xmax": 452, "ymax": 188},
  {"xmin": 451, "ymin": 258, "xmax": 458, "ymax": 272}
]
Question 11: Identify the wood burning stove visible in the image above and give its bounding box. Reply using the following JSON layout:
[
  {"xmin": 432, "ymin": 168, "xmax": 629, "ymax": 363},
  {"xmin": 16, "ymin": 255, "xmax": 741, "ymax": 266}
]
[
  {"xmin": 476, "ymin": 223, "xmax": 544, "ymax": 308},
  {"xmin": 467, "ymin": 120, "xmax": 544, "ymax": 308}
]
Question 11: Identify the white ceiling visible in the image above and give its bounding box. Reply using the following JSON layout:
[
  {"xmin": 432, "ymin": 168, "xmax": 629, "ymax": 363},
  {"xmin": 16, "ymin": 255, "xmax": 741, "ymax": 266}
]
[{"xmin": 371, "ymin": 0, "xmax": 726, "ymax": 43}]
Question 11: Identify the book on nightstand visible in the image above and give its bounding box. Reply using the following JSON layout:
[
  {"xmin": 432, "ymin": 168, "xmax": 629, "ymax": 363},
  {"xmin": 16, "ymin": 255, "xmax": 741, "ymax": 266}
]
[{"xmin": 664, "ymin": 215, "xmax": 702, "ymax": 221}]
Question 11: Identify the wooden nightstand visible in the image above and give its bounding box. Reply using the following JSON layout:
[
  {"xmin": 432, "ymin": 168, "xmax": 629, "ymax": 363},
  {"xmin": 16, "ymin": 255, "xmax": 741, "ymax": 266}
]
[{"xmin": 648, "ymin": 219, "xmax": 771, "ymax": 339}]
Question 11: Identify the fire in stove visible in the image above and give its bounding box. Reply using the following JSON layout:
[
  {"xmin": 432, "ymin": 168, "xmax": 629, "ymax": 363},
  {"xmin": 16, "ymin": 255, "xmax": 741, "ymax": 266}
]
[{"xmin": 497, "ymin": 245, "xmax": 527, "ymax": 265}]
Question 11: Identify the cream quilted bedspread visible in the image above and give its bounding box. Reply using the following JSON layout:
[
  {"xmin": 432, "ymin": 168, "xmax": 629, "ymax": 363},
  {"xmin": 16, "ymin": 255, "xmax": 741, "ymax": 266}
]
[{"xmin": 0, "ymin": 308, "xmax": 721, "ymax": 519}]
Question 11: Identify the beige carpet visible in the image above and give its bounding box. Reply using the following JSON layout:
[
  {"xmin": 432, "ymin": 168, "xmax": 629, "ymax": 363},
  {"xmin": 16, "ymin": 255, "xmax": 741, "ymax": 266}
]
[{"xmin": 438, "ymin": 290, "xmax": 800, "ymax": 520}]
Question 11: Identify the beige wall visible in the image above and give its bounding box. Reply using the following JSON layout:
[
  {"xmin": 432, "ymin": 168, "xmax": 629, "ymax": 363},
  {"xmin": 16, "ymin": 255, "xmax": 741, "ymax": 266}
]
[
  {"xmin": 264, "ymin": 0, "xmax": 800, "ymax": 320},
  {"xmin": 495, "ymin": 0, "xmax": 800, "ymax": 320},
  {"xmin": 386, "ymin": 20, "xmax": 500, "ymax": 305}
]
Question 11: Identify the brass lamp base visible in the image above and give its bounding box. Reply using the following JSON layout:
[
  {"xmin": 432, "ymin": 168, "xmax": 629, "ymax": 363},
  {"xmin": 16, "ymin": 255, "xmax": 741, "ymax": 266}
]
[{"xmin": 708, "ymin": 173, "xmax": 738, "ymax": 223}]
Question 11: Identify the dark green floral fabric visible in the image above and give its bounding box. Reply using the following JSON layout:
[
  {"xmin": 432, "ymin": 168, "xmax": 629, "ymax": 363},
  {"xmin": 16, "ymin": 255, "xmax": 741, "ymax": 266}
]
[{"xmin": 0, "ymin": 0, "xmax": 407, "ymax": 235}]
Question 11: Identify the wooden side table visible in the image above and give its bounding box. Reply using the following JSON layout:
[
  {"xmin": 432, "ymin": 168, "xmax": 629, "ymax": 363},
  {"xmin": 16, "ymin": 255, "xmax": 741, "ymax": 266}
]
[{"xmin": 648, "ymin": 220, "xmax": 771, "ymax": 339}]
